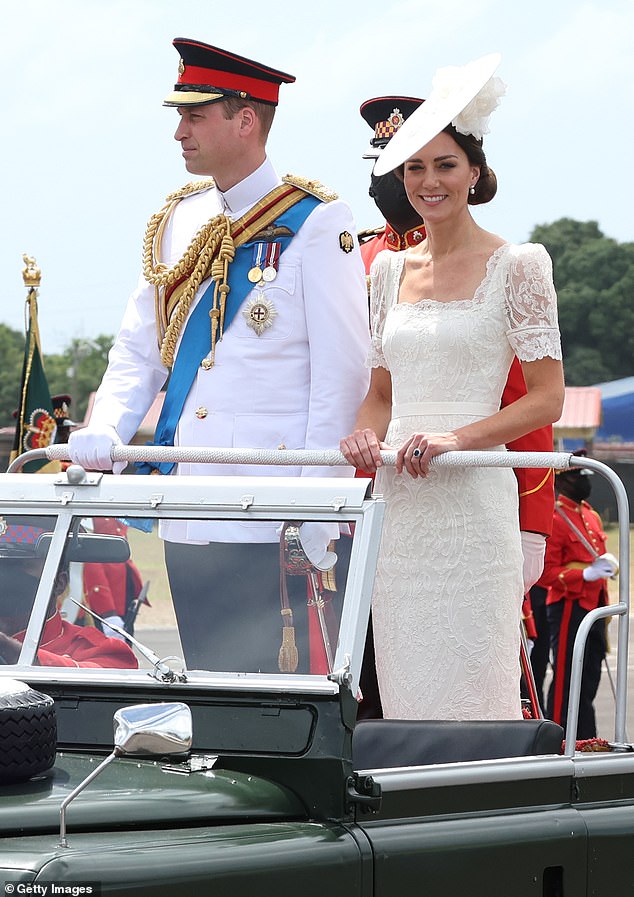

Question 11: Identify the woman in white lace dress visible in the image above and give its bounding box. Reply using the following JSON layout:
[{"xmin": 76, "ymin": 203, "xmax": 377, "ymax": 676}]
[{"xmin": 340, "ymin": 55, "xmax": 564, "ymax": 720}]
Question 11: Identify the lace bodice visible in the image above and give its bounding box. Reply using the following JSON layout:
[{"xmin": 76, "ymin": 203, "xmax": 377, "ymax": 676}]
[{"xmin": 368, "ymin": 242, "xmax": 561, "ymax": 414}]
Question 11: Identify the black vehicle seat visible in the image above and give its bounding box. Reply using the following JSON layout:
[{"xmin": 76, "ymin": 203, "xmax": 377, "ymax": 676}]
[{"xmin": 352, "ymin": 718, "xmax": 564, "ymax": 769}]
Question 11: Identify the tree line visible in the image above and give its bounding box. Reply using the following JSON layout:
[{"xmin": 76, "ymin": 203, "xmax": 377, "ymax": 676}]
[
  {"xmin": 0, "ymin": 331, "xmax": 113, "ymax": 430},
  {"xmin": 1, "ymin": 217, "xmax": 633, "ymax": 430}
]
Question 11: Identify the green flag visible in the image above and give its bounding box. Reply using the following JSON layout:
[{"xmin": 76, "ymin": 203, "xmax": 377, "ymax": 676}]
[{"xmin": 10, "ymin": 286, "xmax": 58, "ymax": 473}]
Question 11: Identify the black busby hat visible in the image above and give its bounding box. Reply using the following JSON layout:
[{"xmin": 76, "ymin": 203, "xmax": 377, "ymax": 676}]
[
  {"xmin": 163, "ymin": 37, "xmax": 296, "ymax": 108},
  {"xmin": 360, "ymin": 95, "xmax": 424, "ymax": 159}
]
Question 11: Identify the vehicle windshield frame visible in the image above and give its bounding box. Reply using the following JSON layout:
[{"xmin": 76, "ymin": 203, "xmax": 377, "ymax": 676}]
[{"xmin": 0, "ymin": 471, "xmax": 383, "ymax": 697}]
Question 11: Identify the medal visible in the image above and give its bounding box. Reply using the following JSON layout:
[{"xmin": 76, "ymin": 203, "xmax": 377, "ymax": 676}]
[
  {"xmin": 248, "ymin": 242, "xmax": 267, "ymax": 285},
  {"xmin": 248, "ymin": 241, "xmax": 280, "ymax": 285},
  {"xmin": 263, "ymin": 241, "xmax": 280, "ymax": 281},
  {"xmin": 247, "ymin": 266, "xmax": 263, "ymax": 283},
  {"xmin": 243, "ymin": 294, "xmax": 277, "ymax": 336}
]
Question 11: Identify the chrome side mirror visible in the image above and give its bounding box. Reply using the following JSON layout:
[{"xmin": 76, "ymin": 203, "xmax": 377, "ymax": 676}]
[
  {"xmin": 113, "ymin": 703, "xmax": 192, "ymax": 757},
  {"xmin": 59, "ymin": 702, "xmax": 192, "ymax": 847}
]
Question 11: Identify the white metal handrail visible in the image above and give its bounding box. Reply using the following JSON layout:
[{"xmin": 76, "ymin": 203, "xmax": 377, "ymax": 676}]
[{"xmin": 12, "ymin": 444, "xmax": 576, "ymax": 471}]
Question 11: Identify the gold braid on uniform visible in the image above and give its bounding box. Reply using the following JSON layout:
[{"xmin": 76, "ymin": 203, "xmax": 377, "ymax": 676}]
[{"xmin": 142, "ymin": 179, "xmax": 234, "ymax": 368}]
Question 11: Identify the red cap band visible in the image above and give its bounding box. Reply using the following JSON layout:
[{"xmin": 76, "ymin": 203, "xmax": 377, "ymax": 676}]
[{"xmin": 180, "ymin": 64, "xmax": 282, "ymax": 104}]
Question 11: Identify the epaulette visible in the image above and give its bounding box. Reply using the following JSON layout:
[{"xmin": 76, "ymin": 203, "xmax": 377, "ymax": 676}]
[
  {"xmin": 357, "ymin": 226, "xmax": 385, "ymax": 244},
  {"xmin": 164, "ymin": 178, "xmax": 216, "ymax": 203},
  {"xmin": 282, "ymin": 174, "xmax": 338, "ymax": 203}
]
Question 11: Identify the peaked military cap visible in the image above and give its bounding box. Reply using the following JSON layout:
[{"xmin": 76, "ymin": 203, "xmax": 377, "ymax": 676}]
[
  {"xmin": 0, "ymin": 516, "xmax": 51, "ymax": 558},
  {"xmin": 360, "ymin": 95, "xmax": 424, "ymax": 158},
  {"xmin": 164, "ymin": 37, "xmax": 296, "ymax": 107}
]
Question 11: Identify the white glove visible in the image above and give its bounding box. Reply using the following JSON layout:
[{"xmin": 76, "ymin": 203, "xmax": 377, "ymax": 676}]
[
  {"xmin": 102, "ymin": 614, "xmax": 127, "ymax": 641},
  {"xmin": 298, "ymin": 522, "xmax": 339, "ymax": 572},
  {"xmin": 520, "ymin": 531, "xmax": 546, "ymax": 593},
  {"xmin": 600, "ymin": 552, "xmax": 619, "ymax": 577},
  {"xmin": 583, "ymin": 556, "xmax": 618, "ymax": 582},
  {"xmin": 68, "ymin": 424, "xmax": 126, "ymax": 474}
]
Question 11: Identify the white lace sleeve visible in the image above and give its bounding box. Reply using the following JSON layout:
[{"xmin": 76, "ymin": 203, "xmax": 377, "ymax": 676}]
[
  {"xmin": 502, "ymin": 243, "xmax": 562, "ymax": 361},
  {"xmin": 367, "ymin": 250, "xmax": 402, "ymax": 369}
]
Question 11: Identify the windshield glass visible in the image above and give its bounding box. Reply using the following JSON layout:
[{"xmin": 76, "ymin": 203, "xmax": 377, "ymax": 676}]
[{"xmin": 0, "ymin": 512, "xmax": 356, "ymax": 677}]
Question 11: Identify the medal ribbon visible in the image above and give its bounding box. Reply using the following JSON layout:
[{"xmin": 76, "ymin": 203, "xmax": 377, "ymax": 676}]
[
  {"xmin": 265, "ymin": 241, "xmax": 280, "ymax": 273},
  {"xmin": 251, "ymin": 242, "xmax": 266, "ymax": 274}
]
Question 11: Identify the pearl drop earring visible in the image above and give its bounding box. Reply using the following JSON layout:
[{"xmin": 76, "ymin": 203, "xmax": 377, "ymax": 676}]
[{"xmin": 469, "ymin": 185, "xmax": 476, "ymax": 195}]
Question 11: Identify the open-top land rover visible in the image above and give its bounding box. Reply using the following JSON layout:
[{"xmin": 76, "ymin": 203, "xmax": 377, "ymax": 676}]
[{"xmin": 0, "ymin": 445, "xmax": 632, "ymax": 897}]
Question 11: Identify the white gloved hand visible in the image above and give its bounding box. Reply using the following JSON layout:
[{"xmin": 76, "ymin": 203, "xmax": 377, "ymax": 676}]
[
  {"xmin": 600, "ymin": 552, "xmax": 619, "ymax": 577},
  {"xmin": 101, "ymin": 614, "xmax": 127, "ymax": 641},
  {"xmin": 520, "ymin": 531, "xmax": 546, "ymax": 593},
  {"xmin": 298, "ymin": 522, "xmax": 339, "ymax": 572},
  {"xmin": 583, "ymin": 556, "xmax": 618, "ymax": 582},
  {"xmin": 68, "ymin": 424, "xmax": 126, "ymax": 474}
]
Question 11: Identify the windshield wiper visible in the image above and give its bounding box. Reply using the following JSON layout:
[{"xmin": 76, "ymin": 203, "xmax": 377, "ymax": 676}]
[{"xmin": 65, "ymin": 597, "xmax": 187, "ymax": 683}]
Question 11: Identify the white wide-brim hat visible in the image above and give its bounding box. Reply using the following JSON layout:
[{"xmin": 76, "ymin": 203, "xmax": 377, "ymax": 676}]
[{"xmin": 373, "ymin": 53, "xmax": 502, "ymax": 177}]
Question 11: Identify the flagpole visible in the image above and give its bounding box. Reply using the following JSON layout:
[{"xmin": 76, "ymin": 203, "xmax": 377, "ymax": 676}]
[
  {"xmin": 14, "ymin": 255, "xmax": 43, "ymax": 454},
  {"xmin": 9, "ymin": 255, "xmax": 57, "ymax": 471}
]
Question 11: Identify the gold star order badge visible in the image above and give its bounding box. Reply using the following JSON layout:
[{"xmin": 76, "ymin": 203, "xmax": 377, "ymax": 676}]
[{"xmin": 243, "ymin": 295, "xmax": 277, "ymax": 336}]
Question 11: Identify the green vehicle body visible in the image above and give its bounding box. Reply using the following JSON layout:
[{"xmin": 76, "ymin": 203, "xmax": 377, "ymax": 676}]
[{"xmin": 0, "ymin": 450, "xmax": 632, "ymax": 896}]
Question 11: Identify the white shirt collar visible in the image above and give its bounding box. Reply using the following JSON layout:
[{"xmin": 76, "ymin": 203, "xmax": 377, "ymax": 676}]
[{"xmin": 219, "ymin": 158, "xmax": 281, "ymax": 217}]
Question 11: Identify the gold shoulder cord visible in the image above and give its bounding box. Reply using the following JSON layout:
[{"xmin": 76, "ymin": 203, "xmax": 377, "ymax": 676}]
[{"xmin": 142, "ymin": 179, "xmax": 236, "ymax": 368}]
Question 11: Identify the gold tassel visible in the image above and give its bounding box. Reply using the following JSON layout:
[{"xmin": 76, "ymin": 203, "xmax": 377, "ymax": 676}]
[
  {"xmin": 278, "ymin": 608, "xmax": 298, "ymax": 672},
  {"xmin": 321, "ymin": 541, "xmax": 338, "ymax": 591}
]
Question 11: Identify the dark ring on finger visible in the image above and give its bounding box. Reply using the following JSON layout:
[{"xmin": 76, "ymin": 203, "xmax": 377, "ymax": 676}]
[{"xmin": 412, "ymin": 448, "xmax": 422, "ymax": 458}]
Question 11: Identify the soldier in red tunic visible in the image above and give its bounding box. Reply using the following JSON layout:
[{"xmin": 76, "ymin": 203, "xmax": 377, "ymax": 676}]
[
  {"xmin": 47, "ymin": 397, "xmax": 146, "ymax": 640},
  {"xmin": 537, "ymin": 454, "xmax": 616, "ymax": 738},
  {"xmin": 8, "ymin": 613, "xmax": 139, "ymax": 669},
  {"xmin": 0, "ymin": 517, "xmax": 138, "ymax": 669},
  {"xmin": 356, "ymin": 96, "xmax": 555, "ymax": 719},
  {"xmin": 358, "ymin": 97, "xmax": 428, "ymax": 269},
  {"xmin": 82, "ymin": 517, "xmax": 146, "ymax": 638}
]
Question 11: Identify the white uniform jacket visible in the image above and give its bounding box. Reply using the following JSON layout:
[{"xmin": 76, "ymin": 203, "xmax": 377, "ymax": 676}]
[{"xmin": 89, "ymin": 158, "xmax": 370, "ymax": 542}]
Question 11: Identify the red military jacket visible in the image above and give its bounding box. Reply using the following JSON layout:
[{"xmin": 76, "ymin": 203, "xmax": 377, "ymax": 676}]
[
  {"xmin": 359, "ymin": 223, "xmax": 426, "ymax": 269},
  {"xmin": 360, "ymin": 224, "xmax": 555, "ymax": 534},
  {"xmin": 537, "ymin": 494, "xmax": 608, "ymax": 611},
  {"xmin": 502, "ymin": 360, "xmax": 555, "ymax": 536},
  {"xmin": 15, "ymin": 611, "xmax": 138, "ymax": 669}
]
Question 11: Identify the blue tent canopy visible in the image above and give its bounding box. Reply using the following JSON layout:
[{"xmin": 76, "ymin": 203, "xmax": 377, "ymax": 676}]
[{"xmin": 595, "ymin": 376, "xmax": 634, "ymax": 442}]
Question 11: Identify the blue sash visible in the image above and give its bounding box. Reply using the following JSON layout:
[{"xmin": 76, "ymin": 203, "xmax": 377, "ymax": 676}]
[{"xmin": 137, "ymin": 194, "xmax": 320, "ymax": 474}]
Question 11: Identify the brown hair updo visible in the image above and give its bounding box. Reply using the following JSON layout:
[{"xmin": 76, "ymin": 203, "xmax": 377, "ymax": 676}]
[{"xmin": 444, "ymin": 123, "xmax": 497, "ymax": 204}]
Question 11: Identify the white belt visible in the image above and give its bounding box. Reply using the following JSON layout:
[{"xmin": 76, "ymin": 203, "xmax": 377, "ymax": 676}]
[{"xmin": 392, "ymin": 401, "xmax": 498, "ymax": 418}]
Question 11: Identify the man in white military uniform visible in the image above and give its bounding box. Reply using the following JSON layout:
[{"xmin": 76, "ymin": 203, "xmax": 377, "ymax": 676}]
[{"xmin": 68, "ymin": 37, "xmax": 370, "ymax": 672}]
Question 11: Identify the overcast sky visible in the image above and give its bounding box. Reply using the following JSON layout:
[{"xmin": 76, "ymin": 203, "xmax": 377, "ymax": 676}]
[{"xmin": 2, "ymin": 0, "xmax": 632, "ymax": 352}]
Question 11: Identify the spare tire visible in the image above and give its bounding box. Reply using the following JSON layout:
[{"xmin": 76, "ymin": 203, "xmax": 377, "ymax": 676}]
[{"xmin": 0, "ymin": 679, "xmax": 57, "ymax": 782}]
